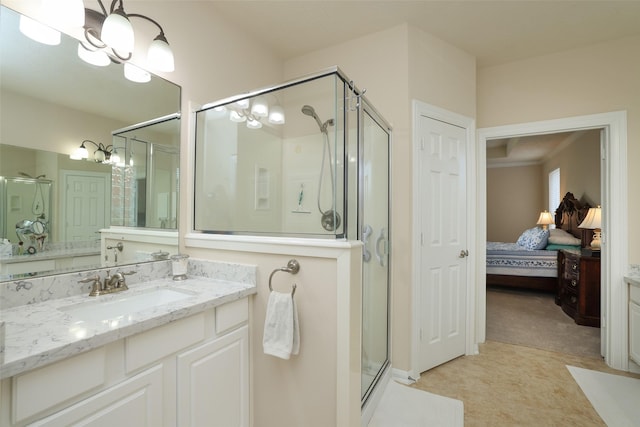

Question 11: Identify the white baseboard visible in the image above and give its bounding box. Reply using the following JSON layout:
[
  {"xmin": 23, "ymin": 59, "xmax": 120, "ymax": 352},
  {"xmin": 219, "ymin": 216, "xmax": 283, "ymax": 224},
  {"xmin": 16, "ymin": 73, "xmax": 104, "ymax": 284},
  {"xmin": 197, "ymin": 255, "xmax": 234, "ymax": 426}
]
[{"xmin": 392, "ymin": 367, "xmax": 418, "ymax": 385}]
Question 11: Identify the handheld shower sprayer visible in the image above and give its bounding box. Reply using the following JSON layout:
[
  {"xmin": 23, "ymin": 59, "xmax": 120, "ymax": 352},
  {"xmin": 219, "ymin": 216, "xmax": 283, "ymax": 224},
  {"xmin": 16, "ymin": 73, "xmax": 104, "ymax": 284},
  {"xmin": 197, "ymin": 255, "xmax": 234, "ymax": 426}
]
[
  {"xmin": 301, "ymin": 104, "xmax": 341, "ymax": 232},
  {"xmin": 301, "ymin": 105, "xmax": 334, "ymax": 134}
]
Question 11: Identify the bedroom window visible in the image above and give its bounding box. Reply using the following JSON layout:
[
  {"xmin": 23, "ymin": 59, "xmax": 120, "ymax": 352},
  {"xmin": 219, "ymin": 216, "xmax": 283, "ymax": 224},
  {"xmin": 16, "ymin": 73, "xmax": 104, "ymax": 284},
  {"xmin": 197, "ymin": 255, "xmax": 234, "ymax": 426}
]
[{"xmin": 549, "ymin": 168, "xmax": 560, "ymax": 224}]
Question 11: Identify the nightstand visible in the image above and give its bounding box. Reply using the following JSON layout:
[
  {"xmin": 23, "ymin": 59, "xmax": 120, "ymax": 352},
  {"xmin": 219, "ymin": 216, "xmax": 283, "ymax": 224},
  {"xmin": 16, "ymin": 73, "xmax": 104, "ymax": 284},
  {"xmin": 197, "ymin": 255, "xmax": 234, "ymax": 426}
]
[{"xmin": 556, "ymin": 249, "xmax": 601, "ymax": 327}]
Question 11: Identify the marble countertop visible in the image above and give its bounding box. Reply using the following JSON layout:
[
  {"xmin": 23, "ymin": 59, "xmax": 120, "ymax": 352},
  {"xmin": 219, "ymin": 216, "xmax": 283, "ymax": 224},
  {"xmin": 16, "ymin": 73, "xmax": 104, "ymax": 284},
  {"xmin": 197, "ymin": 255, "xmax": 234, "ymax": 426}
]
[
  {"xmin": 626, "ymin": 276, "xmax": 640, "ymax": 288},
  {"xmin": 0, "ymin": 277, "xmax": 256, "ymax": 380}
]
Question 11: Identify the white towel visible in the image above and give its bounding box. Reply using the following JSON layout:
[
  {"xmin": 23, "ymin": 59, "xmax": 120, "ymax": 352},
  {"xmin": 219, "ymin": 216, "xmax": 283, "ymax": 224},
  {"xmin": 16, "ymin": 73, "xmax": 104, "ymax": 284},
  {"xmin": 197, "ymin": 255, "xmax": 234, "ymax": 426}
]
[{"xmin": 263, "ymin": 290, "xmax": 299, "ymax": 359}]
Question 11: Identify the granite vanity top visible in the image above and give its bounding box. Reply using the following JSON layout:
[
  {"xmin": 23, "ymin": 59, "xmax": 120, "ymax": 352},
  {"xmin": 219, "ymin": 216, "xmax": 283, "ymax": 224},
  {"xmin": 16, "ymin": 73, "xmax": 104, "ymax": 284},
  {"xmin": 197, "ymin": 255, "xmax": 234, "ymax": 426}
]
[
  {"xmin": 0, "ymin": 277, "xmax": 256, "ymax": 380},
  {"xmin": 626, "ymin": 276, "xmax": 640, "ymax": 288}
]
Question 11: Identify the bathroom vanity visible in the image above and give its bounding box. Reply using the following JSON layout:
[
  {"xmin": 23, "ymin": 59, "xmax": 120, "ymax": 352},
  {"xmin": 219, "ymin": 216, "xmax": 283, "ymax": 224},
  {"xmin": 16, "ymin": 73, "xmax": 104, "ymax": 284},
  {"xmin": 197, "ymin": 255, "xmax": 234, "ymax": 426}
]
[
  {"xmin": 0, "ymin": 263, "xmax": 256, "ymax": 426},
  {"xmin": 628, "ymin": 275, "xmax": 640, "ymax": 366}
]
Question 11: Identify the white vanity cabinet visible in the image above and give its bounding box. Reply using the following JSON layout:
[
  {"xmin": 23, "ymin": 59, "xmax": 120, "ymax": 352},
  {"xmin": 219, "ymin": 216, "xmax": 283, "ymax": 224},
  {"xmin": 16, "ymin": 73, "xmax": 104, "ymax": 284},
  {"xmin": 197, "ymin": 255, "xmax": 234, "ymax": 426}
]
[
  {"xmin": 1, "ymin": 297, "xmax": 250, "ymax": 427},
  {"xmin": 630, "ymin": 284, "xmax": 640, "ymax": 364}
]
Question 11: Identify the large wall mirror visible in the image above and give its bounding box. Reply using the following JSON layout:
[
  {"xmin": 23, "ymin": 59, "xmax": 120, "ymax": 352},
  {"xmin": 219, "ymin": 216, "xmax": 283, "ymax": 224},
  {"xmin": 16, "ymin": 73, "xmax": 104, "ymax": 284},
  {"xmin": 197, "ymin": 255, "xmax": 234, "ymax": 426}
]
[{"xmin": 0, "ymin": 5, "xmax": 181, "ymax": 281}]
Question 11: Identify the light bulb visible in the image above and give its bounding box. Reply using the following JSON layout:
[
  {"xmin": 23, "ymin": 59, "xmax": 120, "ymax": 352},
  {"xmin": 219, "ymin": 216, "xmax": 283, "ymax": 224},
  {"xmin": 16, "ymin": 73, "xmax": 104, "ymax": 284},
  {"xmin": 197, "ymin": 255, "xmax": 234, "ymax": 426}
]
[
  {"xmin": 102, "ymin": 9, "xmax": 134, "ymax": 53},
  {"xmin": 247, "ymin": 118, "xmax": 262, "ymax": 129},
  {"xmin": 251, "ymin": 97, "xmax": 269, "ymax": 117},
  {"xmin": 19, "ymin": 15, "xmax": 61, "ymax": 45},
  {"xmin": 124, "ymin": 63, "xmax": 151, "ymax": 83},
  {"xmin": 77, "ymin": 43, "xmax": 110, "ymax": 67},
  {"xmin": 268, "ymin": 105, "xmax": 285, "ymax": 124},
  {"xmin": 148, "ymin": 34, "xmax": 175, "ymax": 72}
]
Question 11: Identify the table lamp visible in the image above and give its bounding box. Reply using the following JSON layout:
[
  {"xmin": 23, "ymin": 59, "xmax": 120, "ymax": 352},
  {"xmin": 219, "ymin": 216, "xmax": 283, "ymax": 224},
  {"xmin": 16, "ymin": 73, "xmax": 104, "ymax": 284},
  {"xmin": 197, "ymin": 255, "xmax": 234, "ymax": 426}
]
[
  {"xmin": 536, "ymin": 210, "xmax": 554, "ymax": 230},
  {"xmin": 579, "ymin": 206, "xmax": 602, "ymax": 249}
]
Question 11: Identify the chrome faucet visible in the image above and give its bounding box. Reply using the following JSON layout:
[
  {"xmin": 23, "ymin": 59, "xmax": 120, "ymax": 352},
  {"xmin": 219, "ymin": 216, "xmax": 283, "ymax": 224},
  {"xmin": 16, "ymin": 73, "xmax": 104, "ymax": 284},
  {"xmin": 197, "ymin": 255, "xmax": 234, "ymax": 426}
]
[{"xmin": 79, "ymin": 270, "xmax": 136, "ymax": 296}]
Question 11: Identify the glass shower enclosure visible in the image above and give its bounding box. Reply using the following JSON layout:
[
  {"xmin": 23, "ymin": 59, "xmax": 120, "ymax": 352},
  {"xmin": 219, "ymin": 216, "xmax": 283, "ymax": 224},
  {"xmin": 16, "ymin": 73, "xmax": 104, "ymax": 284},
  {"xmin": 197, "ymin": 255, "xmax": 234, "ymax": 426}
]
[{"xmin": 193, "ymin": 67, "xmax": 391, "ymax": 408}]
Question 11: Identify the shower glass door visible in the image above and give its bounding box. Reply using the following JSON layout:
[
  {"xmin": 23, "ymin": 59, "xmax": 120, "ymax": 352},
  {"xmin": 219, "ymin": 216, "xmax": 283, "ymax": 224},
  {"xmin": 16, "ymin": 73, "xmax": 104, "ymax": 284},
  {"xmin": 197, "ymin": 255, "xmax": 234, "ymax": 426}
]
[{"xmin": 360, "ymin": 103, "xmax": 390, "ymax": 404}]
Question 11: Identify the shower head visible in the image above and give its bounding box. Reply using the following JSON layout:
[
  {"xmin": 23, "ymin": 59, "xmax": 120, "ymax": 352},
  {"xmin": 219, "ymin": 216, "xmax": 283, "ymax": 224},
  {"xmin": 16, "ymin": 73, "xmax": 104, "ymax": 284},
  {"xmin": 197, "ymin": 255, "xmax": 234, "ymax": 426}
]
[{"xmin": 301, "ymin": 104, "xmax": 334, "ymax": 133}]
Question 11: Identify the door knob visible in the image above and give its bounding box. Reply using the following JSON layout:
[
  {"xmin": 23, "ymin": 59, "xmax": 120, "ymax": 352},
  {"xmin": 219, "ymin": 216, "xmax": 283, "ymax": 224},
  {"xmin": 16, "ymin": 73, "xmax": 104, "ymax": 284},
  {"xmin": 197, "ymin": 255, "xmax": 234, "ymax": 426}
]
[{"xmin": 459, "ymin": 249, "xmax": 469, "ymax": 258}]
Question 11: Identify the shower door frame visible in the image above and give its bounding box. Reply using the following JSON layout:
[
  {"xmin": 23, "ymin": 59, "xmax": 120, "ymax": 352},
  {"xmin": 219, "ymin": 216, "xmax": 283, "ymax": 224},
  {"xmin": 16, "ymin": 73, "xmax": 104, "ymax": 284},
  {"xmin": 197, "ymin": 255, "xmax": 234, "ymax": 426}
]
[{"xmin": 358, "ymin": 97, "xmax": 392, "ymax": 412}]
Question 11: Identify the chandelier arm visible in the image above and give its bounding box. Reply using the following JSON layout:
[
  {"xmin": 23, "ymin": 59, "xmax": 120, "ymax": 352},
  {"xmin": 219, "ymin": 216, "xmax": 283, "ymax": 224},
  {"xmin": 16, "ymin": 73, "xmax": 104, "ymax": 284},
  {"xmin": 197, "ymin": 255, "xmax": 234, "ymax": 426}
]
[
  {"xmin": 109, "ymin": 0, "xmax": 122, "ymax": 14},
  {"xmin": 94, "ymin": 0, "xmax": 109, "ymax": 16},
  {"xmin": 84, "ymin": 28, "xmax": 107, "ymax": 49},
  {"xmin": 111, "ymin": 50, "xmax": 132, "ymax": 62},
  {"xmin": 127, "ymin": 13, "xmax": 166, "ymax": 36}
]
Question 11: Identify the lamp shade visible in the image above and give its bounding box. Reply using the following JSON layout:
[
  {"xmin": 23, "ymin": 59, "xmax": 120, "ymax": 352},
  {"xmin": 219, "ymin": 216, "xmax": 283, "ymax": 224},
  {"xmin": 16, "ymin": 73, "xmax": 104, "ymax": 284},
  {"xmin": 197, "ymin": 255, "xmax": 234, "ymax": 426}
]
[
  {"xmin": 124, "ymin": 63, "xmax": 151, "ymax": 83},
  {"xmin": 148, "ymin": 34, "xmax": 175, "ymax": 72},
  {"xmin": 251, "ymin": 97, "xmax": 269, "ymax": 118},
  {"xmin": 536, "ymin": 210, "xmax": 554, "ymax": 226},
  {"xmin": 19, "ymin": 15, "xmax": 61, "ymax": 45},
  {"xmin": 268, "ymin": 105, "xmax": 285, "ymax": 124},
  {"xmin": 77, "ymin": 43, "xmax": 110, "ymax": 66},
  {"xmin": 579, "ymin": 206, "xmax": 602, "ymax": 230},
  {"xmin": 101, "ymin": 9, "xmax": 135, "ymax": 53}
]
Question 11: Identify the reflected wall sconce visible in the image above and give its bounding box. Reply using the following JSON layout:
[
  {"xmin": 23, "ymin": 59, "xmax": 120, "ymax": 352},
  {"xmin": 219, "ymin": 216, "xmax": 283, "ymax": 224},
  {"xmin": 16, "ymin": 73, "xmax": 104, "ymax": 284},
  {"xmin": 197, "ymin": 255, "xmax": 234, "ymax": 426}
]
[
  {"xmin": 70, "ymin": 139, "xmax": 113, "ymax": 163},
  {"xmin": 536, "ymin": 210, "xmax": 554, "ymax": 230},
  {"xmin": 579, "ymin": 205, "xmax": 602, "ymax": 249},
  {"xmin": 221, "ymin": 96, "xmax": 286, "ymax": 129}
]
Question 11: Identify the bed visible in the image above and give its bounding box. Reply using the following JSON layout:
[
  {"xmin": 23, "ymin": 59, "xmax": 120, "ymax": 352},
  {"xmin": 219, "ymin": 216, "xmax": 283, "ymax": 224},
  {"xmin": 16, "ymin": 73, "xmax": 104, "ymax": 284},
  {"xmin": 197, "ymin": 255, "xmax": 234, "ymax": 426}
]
[{"xmin": 486, "ymin": 192, "xmax": 590, "ymax": 293}]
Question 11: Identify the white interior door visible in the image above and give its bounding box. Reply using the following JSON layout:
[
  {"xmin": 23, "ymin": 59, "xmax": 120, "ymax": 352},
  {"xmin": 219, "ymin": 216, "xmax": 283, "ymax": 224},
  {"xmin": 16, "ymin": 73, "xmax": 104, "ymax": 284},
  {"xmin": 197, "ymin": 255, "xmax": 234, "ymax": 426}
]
[
  {"xmin": 62, "ymin": 171, "xmax": 109, "ymax": 241},
  {"xmin": 417, "ymin": 115, "xmax": 468, "ymax": 373}
]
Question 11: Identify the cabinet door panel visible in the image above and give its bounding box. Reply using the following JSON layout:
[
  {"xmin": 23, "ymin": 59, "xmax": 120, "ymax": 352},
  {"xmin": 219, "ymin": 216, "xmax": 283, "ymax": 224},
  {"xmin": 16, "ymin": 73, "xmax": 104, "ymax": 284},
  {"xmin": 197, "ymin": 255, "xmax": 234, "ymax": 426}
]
[
  {"xmin": 177, "ymin": 326, "xmax": 248, "ymax": 427},
  {"xmin": 630, "ymin": 302, "xmax": 640, "ymax": 364},
  {"xmin": 29, "ymin": 365, "xmax": 163, "ymax": 427}
]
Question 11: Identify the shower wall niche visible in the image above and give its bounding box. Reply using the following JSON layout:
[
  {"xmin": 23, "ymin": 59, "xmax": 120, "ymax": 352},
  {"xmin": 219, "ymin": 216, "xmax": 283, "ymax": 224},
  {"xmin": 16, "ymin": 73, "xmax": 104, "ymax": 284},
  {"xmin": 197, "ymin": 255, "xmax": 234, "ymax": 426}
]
[{"xmin": 194, "ymin": 71, "xmax": 355, "ymax": 238}]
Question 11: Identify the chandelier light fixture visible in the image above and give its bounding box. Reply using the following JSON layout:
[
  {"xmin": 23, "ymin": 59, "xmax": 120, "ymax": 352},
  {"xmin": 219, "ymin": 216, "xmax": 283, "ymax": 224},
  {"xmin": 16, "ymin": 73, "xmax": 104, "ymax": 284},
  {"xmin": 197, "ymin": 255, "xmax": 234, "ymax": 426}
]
[
  {"xmin": 221, "ymin": 96, "xmax": 286, "ymax": 129},
  {"xmin": 19, "ymin": 0, "xmax": 174, "ymax": 82},
  {"xmin": 70, "ymin": 139, "xmax": 113, "ymax": 163}
]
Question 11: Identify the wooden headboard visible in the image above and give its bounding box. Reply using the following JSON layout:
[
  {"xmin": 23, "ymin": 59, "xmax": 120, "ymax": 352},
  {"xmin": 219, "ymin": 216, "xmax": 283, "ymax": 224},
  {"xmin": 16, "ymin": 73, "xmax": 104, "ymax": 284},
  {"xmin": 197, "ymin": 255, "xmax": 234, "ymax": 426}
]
[{"xmin": 554, "ymin": 192, "xmax": 591, "ymax": 246}]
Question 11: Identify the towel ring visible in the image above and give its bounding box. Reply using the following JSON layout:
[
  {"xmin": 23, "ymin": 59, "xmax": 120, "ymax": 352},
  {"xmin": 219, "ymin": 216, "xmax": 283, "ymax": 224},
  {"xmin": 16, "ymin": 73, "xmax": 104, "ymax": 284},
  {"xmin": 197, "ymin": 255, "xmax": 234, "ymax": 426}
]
[{"xmin": 268, "ymin": 259, "xmax": 300, "ymax": 296}]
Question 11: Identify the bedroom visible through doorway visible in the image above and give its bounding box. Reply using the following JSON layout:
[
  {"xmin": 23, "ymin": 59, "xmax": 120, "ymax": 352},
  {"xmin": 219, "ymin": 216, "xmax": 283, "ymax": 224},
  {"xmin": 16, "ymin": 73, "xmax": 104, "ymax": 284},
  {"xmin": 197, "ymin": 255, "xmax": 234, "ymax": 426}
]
[
  {"xmin": 476, "ymin": 110, "xmax": 629, "ymax": 371},
  {"xmin": 485, "ymin": 129, "xmax": 602, "ymax": 357}
]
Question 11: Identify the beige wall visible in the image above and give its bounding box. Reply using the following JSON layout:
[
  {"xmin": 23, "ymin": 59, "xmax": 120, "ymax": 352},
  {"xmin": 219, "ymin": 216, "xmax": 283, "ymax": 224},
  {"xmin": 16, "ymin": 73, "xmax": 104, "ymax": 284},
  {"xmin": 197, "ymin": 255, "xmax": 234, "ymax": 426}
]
[
  {"xmin": 478, "ymin": 35, "xmax": 640, "ymax": 263},
  {"xmin": 541, "ymin": 130, "xmax": 601, "ymax": 208},
  {"xmin": 487, "ymin": 130, "xmax": 601, "ymax": 243},
  {"xmin": 284, "ymin": 24, "xmax": 476, "ymax": 373},
  {"xmin": 487, "ymin": 165, "xmax": 543, "ymax": 242}
]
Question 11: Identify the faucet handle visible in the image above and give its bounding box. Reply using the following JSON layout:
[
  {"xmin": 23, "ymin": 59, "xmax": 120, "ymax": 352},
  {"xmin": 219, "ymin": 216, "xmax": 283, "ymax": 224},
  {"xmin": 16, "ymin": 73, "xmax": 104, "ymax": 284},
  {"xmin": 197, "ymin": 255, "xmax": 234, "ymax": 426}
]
[
  {"xmin": 121, "ymin": 271, "xmax": 136, "ymax": 276},
  {"xmin": 78, "ymin": 275, "xmax": 100, "ymax": 284},
  {"xmin": 78, "ymin": 275, "xmax": 102, "ymax": 296}
]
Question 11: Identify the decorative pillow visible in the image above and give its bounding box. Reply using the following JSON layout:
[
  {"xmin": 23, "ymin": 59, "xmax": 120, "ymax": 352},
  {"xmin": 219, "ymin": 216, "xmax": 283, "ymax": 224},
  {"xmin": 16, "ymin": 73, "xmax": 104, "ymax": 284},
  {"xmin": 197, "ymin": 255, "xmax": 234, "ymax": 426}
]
[
  {"xmin": 548, "ymin": 228, "xmax": 581, "ymax": 245},
  {"xmin": 516, "ymin": 227, "xmax": 550, "ymax": 250}
]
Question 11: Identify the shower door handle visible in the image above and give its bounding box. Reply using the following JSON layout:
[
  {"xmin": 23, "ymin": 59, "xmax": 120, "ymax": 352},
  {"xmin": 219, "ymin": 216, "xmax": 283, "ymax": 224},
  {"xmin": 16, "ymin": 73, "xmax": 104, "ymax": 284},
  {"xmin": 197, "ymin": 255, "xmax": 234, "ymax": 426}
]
[
  {"xmin": 375, "ymin": 227, "xmax": 388, "ymax": 267},
  {"xmin": 362, "ymin": 224, "xmax": 373, "ymax": 263}
]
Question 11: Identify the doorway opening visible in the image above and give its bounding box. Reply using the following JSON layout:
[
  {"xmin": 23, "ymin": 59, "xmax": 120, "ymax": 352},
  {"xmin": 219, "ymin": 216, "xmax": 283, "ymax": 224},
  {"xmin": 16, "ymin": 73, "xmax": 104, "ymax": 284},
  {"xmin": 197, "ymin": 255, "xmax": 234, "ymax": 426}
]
[
  {"xmin": 476, "ymin": 111, "xmax": 629, "ymax": 371},
  {"xmin": 485, "ymin": 129, "xmax": 602, "ymax": 357}
]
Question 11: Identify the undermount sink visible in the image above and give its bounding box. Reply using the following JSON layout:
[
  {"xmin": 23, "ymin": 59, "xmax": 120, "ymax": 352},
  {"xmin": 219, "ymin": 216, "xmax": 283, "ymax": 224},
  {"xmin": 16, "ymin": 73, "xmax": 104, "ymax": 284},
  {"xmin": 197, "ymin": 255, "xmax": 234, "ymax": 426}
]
[{"xmin": 60, "ymin": 288, "xmax": 195, "ymax": 323}]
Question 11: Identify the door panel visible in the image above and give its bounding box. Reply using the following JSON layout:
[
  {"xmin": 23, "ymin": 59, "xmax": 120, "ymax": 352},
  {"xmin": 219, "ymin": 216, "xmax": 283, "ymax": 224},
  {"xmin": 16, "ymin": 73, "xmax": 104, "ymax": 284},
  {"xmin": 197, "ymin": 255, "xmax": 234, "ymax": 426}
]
[
  {"xmin": 360, "ymin": 107, "xmax": 390, "ymax": 403},
  {"xmin": 418, "ymin": 115, "xmax": 467, "ymax": 373}
]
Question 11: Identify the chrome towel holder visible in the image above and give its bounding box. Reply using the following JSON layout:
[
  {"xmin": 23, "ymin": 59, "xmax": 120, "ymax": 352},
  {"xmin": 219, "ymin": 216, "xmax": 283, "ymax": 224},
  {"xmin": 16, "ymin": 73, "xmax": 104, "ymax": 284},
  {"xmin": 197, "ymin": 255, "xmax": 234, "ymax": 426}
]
[{"xmin": 268, "ymin": 259, "xmax": 300, "ymax": 296}]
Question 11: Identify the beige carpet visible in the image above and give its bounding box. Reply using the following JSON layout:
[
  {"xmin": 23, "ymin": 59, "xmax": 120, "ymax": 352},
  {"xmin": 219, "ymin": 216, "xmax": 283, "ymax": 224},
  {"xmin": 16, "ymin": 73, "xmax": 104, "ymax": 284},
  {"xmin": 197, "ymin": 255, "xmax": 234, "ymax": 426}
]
[
  {"xmin": 486, "ymin": 286, "xmax": 601, "ymax": 358},
  {"xmin": 412, "ymin": 341, "xmax": 640, "ymax": 427}
]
